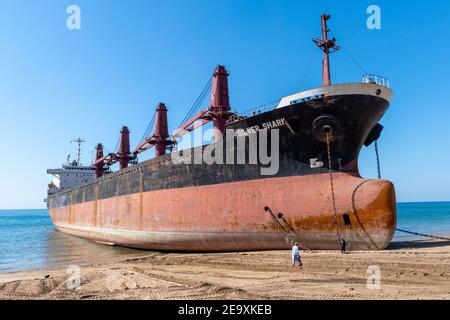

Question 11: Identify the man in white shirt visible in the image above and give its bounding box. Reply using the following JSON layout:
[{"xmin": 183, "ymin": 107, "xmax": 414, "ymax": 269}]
[{"xmin": 291, "ymin": 242, "xmax": 302, "ymax": 267}]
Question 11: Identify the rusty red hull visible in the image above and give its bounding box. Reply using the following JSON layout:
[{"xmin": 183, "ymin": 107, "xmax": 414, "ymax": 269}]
[{"xmin": 49, "ymin": 173, "xmax": 396, "ymax": 251}]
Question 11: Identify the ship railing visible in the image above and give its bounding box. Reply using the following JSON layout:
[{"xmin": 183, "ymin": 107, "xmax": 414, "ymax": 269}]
[
  {"xmin": 239, "ymin": 100, "xmax": 280, "ymax": 117},
  {"xmin": 362, "ymin": 74, "xmax": 390, "ymax": 88}
]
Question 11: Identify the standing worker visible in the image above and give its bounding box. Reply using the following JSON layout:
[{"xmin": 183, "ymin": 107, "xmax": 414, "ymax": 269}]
[
  {"xmin": 291, "ymin": 242, "xmax": 302, "ymax": 267},
  {"xmin": 340, "ymin": 238, "xmax": 347, "ymax": 254}
]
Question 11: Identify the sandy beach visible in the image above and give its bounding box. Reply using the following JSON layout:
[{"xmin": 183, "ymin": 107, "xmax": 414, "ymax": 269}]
[{"xmin": 0, "ymin": 239, "xmax": 449, "ymax": 300}]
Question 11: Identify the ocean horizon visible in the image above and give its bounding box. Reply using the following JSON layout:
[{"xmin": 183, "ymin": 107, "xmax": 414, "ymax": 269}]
[{"xmin": 1, "ymin": 201, "xmax": 449, "ymax": 273}]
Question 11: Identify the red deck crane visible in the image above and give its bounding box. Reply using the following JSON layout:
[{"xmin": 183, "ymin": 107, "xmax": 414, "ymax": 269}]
[
  {"xmin": 133, "ymin": 102, "xmax": 175, "ymax": 157},
  {"xmin": 94, "ymin": 143, "xmax": 109, "ymax": 178},
  {"xmin": 173, "ymin": 65, "xmax": 234, "ymax": 142},
  {"xmin": 93, "ymin": 126, "xmax": 136, "ymax": 177}
]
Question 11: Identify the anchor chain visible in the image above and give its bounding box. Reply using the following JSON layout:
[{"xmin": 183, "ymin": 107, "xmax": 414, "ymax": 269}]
[
  {"xmin": 375, "ymin": 140, "xmax": 381, "ymax": 179},
  {"xmin": 373, "ymin": 141, "xmax": 449, "ymax": 244},
  {"xmin": 325, "ymin": 133, "xmax": 342, "ymax": 242},
  {"xmin": 395, "ymin": 229, "xmax": 450, "ymax": 241}
]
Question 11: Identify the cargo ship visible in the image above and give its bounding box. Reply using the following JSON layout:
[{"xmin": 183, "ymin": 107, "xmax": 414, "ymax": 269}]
[{"xmin": 46, "ymin": 14, "xmax": 396, "ymax": 251}]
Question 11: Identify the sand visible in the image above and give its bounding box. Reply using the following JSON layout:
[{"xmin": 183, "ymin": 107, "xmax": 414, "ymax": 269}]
[{"xmin": 0, "ymin": 239, "xmax": 449, "ymax": 300}]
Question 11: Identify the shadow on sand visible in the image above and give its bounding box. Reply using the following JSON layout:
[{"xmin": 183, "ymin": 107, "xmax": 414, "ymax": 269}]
[{"xmin": 387, "ymin": 239, "xmax": 450, "ymax": 250}]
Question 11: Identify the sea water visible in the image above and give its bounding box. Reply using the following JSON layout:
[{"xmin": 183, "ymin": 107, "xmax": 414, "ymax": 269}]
[
  {"xmin": 0, "ymin": 202, "xmax": 449, "ymax": 273},
  {"xmin": 394, "ymin": 202, "xmax": 450, "ymax": 241},
  {"xmin": 0, "ymin": 209, "xmax": 147, "ymax": 273}
]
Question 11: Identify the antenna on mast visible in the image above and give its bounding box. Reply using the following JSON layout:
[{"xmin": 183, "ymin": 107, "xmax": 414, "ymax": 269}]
[
  {"xmin": 313, "ymin": 14, "xmax": 340, "ymax": 87},
  {"xmin": 70, "ymin": 137, "xmax": 86, "ymax": 166}
]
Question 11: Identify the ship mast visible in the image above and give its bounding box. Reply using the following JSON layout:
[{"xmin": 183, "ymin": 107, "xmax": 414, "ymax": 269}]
[
  {"xmin": 313, "ymin": 14, "xmax": 340, "ymax": 87},
  {"xmin": 70, "ymin": 137, "xmax": 86, "ymax": 166}
]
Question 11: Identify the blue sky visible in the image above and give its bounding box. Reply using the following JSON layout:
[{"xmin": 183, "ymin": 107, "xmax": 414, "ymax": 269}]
[{"xmin": 0, "ymin": 0, "xmax": 449, "ymax": 209}]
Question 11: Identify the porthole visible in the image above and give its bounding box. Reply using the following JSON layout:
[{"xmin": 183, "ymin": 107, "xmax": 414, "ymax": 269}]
[{"xmin": 376, "ymin": 89, "xmax": 381, "ymax": 96}]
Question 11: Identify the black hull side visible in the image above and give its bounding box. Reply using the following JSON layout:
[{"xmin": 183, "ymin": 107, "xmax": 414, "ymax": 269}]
[{"xmin": 229, "ymin": 93, "xmax": 389, "ymax": 174}]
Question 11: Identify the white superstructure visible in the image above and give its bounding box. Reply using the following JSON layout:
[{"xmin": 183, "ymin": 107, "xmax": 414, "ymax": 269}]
[
  {"xmin": 47, "ymin": 138, "xmax": 96, "ymax": 195},
  {"xmin": 47, "ymin": 163, "xmax": 96, "ymax": 195}
]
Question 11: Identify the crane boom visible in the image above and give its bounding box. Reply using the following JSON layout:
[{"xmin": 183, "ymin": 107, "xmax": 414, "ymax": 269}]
[{"xmin": 172, "ymin": 65, "xmax": 233, "ymax": 141}]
